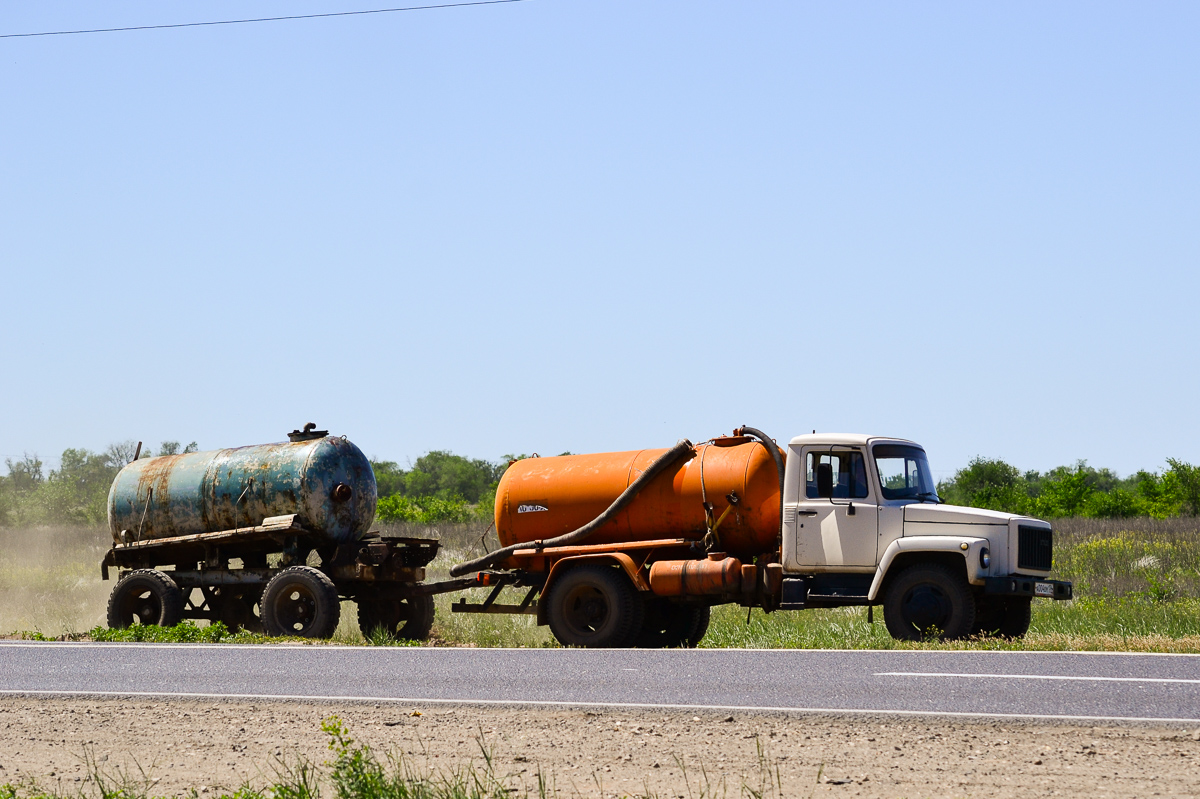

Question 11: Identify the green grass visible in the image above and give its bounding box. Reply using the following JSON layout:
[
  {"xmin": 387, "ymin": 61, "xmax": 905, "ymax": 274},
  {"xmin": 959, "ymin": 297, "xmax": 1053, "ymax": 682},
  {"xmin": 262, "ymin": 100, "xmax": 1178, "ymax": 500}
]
[
  {"xmin": 6, "ymin": 518, "xmax": 1200, "ymax": 652},
  {"xmin": 28, "ymin": 593, "xmax": 1196, "ymax": 654},
  {"xmin": 700, "ymin": 596, "xmax": 1200, "ymax": 652}
]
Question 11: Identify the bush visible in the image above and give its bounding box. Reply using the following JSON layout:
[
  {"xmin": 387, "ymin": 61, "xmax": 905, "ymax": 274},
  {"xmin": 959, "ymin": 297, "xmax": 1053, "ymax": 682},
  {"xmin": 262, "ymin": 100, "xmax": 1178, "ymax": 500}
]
[
  {"xmin": 375, "ymin": 494, "xmax": 488, "ymax": 524},
  {"xmin": 939, "ymin": 456, "xmax": 1199, "ymax": 520},
  {"xmin": 370, "ymin": 452, "xmax": 506, "ymax": 504}
]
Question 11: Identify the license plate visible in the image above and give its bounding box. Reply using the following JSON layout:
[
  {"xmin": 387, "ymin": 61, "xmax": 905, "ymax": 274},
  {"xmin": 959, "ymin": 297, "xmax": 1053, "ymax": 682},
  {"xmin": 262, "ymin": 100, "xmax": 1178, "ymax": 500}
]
[{"xmin": 1035, "ymin": 582, "xmax": 1055, "ymax": 597}]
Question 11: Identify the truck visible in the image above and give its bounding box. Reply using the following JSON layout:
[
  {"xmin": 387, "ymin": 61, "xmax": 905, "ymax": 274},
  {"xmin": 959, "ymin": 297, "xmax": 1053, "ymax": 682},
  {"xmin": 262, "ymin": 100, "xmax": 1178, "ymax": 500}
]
[{"xmin": 101, "ymin": 425, "xmax": 1072, "ymax": 646}]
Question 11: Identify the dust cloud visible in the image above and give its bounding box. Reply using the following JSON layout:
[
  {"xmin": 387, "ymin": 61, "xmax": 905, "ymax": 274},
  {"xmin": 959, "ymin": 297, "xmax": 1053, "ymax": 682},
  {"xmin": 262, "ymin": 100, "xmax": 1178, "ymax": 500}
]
[{"xmin": 0, "ymin": 525, "xmax": 112, "ymax": 635}]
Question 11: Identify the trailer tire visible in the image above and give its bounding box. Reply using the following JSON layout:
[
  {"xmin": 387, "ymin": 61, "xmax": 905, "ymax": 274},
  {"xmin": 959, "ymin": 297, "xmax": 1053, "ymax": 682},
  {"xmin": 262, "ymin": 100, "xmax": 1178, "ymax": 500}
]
[
  {"xmin": 107, "ymin": 569, "xmax": 184, "ymax": 629},
  {"xmin": 546, "ymin": 564, "xmax": 644, "ymax": 648},
  {"xmin": 261, "ymin": 566, "xmax": 341, "ymax": 638},
  {"xmin": 637, "ymin": 599, "xmax": 710, "ymax": 648},
  {"xmin": 883, "ymin": 563, "xmax": 975, "ymax": 641},
  {"xmin": 358, "ymin": 594, "xmax": 435, "ymax": 642}
]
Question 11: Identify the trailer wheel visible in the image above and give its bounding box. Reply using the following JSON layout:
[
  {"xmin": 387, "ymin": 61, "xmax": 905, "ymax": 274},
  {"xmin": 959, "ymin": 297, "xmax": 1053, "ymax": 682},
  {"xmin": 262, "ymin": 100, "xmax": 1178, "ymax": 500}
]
[
  {"xmin": 883, "ymin": 563, "xmax": 975, "ymax": 641},
  {"xmin": 357, "ymin": 595, "xmax": 435, "ymax": 642},
  {"xmin": 546, "ymin": 564, "xmax": 645, "ymax": 648},
  {"xmin": 260, "ymin": 566, "xmax": 341, "ymax": 638},
  {"xmin": 636, "ymin": 600, "xmax": 710, "ymax": 648},
  {"xmin": 974, "ymin": 596, "xmax": 1032, "ymax": 638},
  {"xmin": 107, "ymin": 569, "xmax": 184, "ymax": 629}
]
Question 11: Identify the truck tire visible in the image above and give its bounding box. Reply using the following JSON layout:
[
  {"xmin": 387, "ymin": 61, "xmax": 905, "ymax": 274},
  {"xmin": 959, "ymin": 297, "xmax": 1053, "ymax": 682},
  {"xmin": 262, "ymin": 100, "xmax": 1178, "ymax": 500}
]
[
  {"xmin": 637, "ymin": 600, "xmax": 709, "ymax": 648},
  {"xmin": 973, "ymin": 596, "xmax": 1032, "ymax": 639},
  {"xmin": 260, "ymin": 566, "xmax": 341, "ymax": 638},
  {"xmin": 687, "ymin": 605, "xmax": 711, "ymax": 647},
  {"xmin": 358, "ymin": 594, "xmax": 435, "ymax": 642},
  {"xmin": 107, "ymin": 569, "xmax": 184, "ymax": 629},
  {"xmin": 546, "ymin": 564, "xmax": 645, "ymax": 648},
  {"xmin": 883, "ymin": 563, "xmax": 976, "ymax": 641}
]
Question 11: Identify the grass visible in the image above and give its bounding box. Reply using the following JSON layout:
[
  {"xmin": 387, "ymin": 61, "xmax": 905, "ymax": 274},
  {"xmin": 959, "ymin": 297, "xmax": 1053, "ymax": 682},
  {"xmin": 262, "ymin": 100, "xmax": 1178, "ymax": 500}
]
[
  {"xmin": 4, "ymin": 517, "xmax": 1200, "ymax": 652},
  {"xmin": 0, "ymin": 716, "xmax": 791, "ymax": 799}
]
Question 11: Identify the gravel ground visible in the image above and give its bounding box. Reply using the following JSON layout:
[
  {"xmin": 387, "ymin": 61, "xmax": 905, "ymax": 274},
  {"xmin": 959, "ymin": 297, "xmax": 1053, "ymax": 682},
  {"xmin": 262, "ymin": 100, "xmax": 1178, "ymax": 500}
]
[{"xmin": 1, "ymin": 699, "xmax": 1199, "ymax": 798}]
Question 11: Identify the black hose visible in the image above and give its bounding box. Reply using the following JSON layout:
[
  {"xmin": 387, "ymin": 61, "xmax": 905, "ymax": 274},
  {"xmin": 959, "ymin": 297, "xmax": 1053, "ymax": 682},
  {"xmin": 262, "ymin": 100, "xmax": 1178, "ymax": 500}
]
[
  {"xmin": 735, "ymin": 426, "xmax": 786, "ymax": 549},
  {"xmin": 449, "ymin": 439, "xmax": 696, "ymax": 577}
]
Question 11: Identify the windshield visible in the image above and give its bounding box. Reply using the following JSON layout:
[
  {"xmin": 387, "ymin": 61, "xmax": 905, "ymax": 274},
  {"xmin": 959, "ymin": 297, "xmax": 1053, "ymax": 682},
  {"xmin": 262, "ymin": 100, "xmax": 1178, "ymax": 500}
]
[{"xmin": 873, "ymin": 444, "xmax": 939, "ymax": 502}]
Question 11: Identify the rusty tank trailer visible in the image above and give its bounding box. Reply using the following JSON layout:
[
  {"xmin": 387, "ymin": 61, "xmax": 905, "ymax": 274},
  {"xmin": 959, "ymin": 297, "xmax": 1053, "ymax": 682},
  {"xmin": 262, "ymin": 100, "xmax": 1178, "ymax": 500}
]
[{"xmin": 101, "ymin": 425, "xmax": 462, "ymax": 642}]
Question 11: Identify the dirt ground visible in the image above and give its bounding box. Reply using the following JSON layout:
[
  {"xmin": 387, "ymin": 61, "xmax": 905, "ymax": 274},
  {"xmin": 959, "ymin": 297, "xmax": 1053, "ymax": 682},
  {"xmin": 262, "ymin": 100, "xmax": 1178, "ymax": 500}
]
[{"xmin": 0, "ymin": 699, "xmax": 1198, "ymax": 798}]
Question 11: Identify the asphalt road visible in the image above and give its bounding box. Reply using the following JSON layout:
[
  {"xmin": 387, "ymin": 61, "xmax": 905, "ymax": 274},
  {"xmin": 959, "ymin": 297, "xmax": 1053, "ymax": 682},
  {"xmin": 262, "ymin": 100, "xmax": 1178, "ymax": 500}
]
[{"xmin": 2, "ymin": 643, "xmax": 1199, "ymax": 724}]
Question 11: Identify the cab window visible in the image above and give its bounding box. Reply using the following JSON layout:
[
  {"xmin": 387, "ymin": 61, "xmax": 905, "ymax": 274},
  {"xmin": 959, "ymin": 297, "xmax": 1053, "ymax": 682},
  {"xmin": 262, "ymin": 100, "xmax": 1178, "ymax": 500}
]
[{"xmin": 805, "ymin": 451, "xmax": 869, "ymax": 499}]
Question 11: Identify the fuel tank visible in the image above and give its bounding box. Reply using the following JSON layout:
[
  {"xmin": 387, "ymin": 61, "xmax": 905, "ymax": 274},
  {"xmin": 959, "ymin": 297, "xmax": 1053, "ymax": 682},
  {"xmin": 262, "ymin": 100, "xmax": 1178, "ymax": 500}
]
[
  {"xmin": 107, "ymin": 432, "xmax": 376, "ymax": 546},
  {"xmin": 494, "ymin": 436, "xmax": 782, "ymax": 561}
]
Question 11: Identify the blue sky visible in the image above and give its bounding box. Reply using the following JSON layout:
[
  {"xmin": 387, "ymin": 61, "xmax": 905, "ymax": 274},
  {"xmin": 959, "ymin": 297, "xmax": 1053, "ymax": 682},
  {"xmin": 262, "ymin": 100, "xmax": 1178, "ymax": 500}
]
[{"xmin": 1, "ymin": 1, "xmax": 1197, "ymax": 481}]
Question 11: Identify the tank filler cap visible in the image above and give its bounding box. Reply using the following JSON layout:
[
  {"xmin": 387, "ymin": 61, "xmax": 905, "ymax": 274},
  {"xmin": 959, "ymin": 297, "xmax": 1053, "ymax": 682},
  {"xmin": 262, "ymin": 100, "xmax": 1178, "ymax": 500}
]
[{"xmin": 288, "ymin": 422, "xmax": 329, "ymax": 442}]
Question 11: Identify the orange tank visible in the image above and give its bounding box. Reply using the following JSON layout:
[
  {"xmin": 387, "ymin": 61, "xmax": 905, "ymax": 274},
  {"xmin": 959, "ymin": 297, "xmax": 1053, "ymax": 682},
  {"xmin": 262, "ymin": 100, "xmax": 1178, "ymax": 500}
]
[{"xmin": 494, "ymin": 436, "xmax": 782, "ymax": 562}]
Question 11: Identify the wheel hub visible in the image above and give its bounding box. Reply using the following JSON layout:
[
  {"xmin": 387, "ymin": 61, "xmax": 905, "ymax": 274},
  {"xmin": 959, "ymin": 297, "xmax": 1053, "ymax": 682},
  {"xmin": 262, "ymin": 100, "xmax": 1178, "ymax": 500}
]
[{"xmin": 902, "ymin": 585, "xmax": 951, "ymax": 634}]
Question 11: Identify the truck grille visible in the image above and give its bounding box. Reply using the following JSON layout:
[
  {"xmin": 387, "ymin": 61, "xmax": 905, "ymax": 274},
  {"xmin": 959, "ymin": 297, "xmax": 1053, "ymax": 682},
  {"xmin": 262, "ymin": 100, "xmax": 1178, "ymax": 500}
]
[{"xmin": 1018, "ymin": 526, "xmax": 1053, "ymax": 571}]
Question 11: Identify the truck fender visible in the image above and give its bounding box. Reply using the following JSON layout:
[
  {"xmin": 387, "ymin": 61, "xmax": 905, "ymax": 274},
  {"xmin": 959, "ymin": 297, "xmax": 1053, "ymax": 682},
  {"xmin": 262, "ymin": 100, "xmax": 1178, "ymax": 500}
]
[
  {"xmin": 867, "ymin": 536, "xmax": 990, "ymax": 601},
  {"xmin": 536, "ymin": 552, "xmax": 650, "ymax": 626}
]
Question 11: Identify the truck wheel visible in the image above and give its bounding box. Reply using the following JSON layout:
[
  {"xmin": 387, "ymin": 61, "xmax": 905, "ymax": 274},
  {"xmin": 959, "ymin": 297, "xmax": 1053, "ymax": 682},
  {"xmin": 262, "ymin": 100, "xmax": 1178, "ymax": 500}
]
[
  {"xmin": 972, "ymin": 597, "xmax": 1004, "ymax": 637},
  {"xmin": 883, "ymin": 564, "xmax": 976, "ymax": 641},
  {"xmin": 686, "ymin": 605, "xmax": 711, "ymax": 647},
  {"xmin": 973, "ymin": 596, "xmax": 1032, "ymax": 639},
  {"xmin": 358, "ymin": 595, "xmax": 435, "ymax": 642},
  {"xmin": 637, "ymin": 599, "xmax": 709, "ymax": 648},
  {"xmin": 107, "ymin": 569, "xmax": 184, "ymax": 629},
  {"xmin": 546, "ymin": 565, "xmax": 645, "ymax": 648},
  {"xmin": 260, "ymin": 566, "xmax": 341, "ymax": 638},
  {"xmin": 998, "ymin": 597, "xmax": 1032, "ymax": 638}
]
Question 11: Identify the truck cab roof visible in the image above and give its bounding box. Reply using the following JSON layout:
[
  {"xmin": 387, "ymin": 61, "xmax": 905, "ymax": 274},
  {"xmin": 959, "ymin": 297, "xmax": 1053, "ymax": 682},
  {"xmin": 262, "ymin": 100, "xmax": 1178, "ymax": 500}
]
[{"xmin": 787, "ymin": 433, "xmax": 921, "ymax": 449}]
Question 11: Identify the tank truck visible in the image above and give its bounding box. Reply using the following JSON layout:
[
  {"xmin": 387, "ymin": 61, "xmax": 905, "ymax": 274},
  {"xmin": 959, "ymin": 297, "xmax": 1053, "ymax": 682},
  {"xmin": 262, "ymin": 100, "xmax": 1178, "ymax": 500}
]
[
  {"xmin": 446, "ymin": 426, "xmax": 1072, "ymax": 647},
  {"xmin": 102, "ymin": 425, "xmax": 1072, "ymax": 647}
]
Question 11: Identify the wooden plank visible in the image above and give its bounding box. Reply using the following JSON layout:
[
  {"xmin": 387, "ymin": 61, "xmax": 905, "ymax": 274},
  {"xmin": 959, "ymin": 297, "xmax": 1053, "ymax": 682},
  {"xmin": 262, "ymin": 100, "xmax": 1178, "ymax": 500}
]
[{"xmin": 113, "ymin": 514, "xmax": 303, "ymax": 551}]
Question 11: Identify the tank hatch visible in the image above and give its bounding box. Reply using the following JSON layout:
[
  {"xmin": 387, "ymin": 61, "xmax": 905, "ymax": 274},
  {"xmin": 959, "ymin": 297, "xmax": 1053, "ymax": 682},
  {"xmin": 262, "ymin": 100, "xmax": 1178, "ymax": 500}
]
[{"xmin": 288, "ymin": 422, "xmax": 329, "ymax": 442}]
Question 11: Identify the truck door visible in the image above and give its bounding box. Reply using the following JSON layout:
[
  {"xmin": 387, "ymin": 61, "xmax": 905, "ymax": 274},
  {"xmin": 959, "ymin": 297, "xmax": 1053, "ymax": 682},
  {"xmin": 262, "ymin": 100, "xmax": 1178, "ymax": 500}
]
[{"xmin": 793, "ymin": 447, "xmax": 879, "ymax": 568}]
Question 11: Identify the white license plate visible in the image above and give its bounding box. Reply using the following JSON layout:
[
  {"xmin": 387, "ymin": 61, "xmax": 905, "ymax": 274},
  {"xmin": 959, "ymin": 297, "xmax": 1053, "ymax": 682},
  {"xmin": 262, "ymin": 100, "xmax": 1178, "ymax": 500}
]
[{"xmin": 1035, "ymin": 582, "xmax": 1055, "ymax": 597}]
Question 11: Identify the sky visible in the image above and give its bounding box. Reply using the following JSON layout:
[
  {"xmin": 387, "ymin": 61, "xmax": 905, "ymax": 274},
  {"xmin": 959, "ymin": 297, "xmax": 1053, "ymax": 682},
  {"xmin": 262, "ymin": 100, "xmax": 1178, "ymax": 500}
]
[{"xmin": 1, "ymin": 1, "xmax": 1197, "ymax": 481}]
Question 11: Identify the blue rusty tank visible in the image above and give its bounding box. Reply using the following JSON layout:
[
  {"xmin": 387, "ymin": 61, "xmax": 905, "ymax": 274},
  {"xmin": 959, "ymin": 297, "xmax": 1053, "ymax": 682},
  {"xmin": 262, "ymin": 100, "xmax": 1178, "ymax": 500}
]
[{"xmin": 106, "ymin": 429, "xmax": 377, "ymax": 545}]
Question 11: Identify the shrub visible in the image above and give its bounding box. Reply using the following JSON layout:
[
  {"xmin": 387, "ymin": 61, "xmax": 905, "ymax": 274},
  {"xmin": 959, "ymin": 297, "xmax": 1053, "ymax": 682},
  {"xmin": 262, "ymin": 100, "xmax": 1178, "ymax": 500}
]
[{"xmin": 375, "ymin": 494, "xmax": 488, "ymax": 524}]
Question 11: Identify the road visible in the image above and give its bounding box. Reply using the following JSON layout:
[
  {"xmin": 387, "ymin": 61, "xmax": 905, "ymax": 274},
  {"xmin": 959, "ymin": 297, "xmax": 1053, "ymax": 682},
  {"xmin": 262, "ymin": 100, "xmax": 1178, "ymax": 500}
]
[{"xmin": 2, "ymin": 642, "xmax": 1199, "ymax": 724}]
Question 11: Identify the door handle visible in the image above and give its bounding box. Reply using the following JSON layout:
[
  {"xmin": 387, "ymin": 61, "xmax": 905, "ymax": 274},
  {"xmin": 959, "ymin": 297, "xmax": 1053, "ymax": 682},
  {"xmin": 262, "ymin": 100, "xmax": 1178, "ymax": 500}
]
[{"xmin": 797, "ymin": 509, "xmax": 818, "ymax": 517}]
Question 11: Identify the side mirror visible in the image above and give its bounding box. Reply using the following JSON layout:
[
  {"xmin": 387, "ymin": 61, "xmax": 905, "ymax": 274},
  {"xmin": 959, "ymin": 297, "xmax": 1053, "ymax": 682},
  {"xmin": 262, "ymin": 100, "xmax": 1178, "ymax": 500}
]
[{"xmin": 816, "ymin": 463, "xmax": 834, "ymax": 499}]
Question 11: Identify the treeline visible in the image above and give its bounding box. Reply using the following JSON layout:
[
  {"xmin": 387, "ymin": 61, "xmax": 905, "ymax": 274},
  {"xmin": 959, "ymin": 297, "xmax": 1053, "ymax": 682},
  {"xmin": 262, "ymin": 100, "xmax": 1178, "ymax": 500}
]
[
  {"xmin": 0, "ymin": 441, "xmax": 197, "ymax": 526},
  {"xmin": 3, "ymin": 441, "xmax": 1198, "ymax": 528},
  {"xmin": 371, "ymin": 451, "xmax": 509, "ymax": 524},
  {"xmin": 938, "ymin": 458, "xmax": 1200, "ymax": 519}
]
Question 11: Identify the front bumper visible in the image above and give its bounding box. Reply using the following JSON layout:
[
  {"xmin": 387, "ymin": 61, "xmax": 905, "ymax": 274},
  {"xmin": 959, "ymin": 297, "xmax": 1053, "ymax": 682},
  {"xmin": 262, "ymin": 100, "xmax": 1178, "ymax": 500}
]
[{"xmin": 982, "ymin": 575, "xmax": 1072, "ymax": 600}]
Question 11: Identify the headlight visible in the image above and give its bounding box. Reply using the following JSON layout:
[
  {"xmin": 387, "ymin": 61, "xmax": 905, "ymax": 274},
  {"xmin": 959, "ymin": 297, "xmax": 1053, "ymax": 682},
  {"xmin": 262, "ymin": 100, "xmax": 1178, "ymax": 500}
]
[{"xmin": 979, "ymin": 547, "xmax": 991, "ymax": 569}]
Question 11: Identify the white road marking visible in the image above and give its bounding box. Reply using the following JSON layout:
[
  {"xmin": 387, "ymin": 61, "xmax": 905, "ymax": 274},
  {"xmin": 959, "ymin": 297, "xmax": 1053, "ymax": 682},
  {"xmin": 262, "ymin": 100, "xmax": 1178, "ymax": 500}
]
[
  {"xmin": 2, "ymin": 641, "xmax": 1199, "ymax": 657},
  {"xmin": 877, "ymin": 672, "xmax": 1200, "ymax": 685},
  {"xmin": 1, "ymin": 688, "xmax": 1198, "ymax": 725}
]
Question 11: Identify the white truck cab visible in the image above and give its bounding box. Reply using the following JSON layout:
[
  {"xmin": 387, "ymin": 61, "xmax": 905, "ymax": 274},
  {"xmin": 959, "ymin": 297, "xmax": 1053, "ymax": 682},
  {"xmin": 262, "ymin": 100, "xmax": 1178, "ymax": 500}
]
[{"xmin": 779, "ymin": 434, "xmax": 1071, "ymax": 639}]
